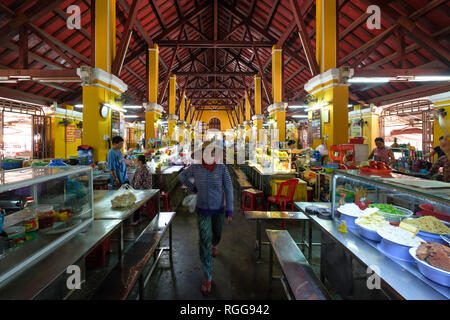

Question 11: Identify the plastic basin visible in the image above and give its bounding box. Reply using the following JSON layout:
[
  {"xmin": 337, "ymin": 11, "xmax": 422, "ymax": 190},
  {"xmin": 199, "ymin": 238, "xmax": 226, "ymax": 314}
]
[
  {"xmin": 377, "ymin": 205, "xmax": 414, "ymax": 223},
  {"xmin": 418, "ymin": 203, "xmax": 450, "ymax": 222},
  {"xmin": 356, "ymin": 223, "xmax": 382, "ymax": 242},
  {"xmin": 417, "ymin": 230, "xmax": 447, "ymax": 244},
  {"xmin": 340, "ymin": 213, "xmax": 358, "ymax": 229},
  {"xmin": 377, "ymin": 233, "xmax": 424, "ymax": 262},
  {"xmin": 409, "ymin": 247, "xmax": 450, "ymax": 287}
]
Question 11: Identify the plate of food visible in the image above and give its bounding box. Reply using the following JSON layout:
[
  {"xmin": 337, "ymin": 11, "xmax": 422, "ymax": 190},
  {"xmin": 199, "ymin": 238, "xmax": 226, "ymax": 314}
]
[
  {"xmin": 359, "ymin": 161, "xmax": 393, "ymax": 174},
  {"xmin": 337, "ymin": 203, "xmax": 379, "ymax": 228},
  {"xmin": 402, "ymin": 216, "xmax": 450, "ymax": 244},
  {"xmin": 409, "ymin": 243, "xmax": 450, "ymax": 287},
  {"xmin": 369, "ymin": 203, "xmax": 414, "ymax": 224},
  {"xmin": 355, "ymin": 212, "xmax": 390, "ymax": 242},
  {"xmin": 377, "ymin": 225, "xmax": 425, "ymax": 262}
]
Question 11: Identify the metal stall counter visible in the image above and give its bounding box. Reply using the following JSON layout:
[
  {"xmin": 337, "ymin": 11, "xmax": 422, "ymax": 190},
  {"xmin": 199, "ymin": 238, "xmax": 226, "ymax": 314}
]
[
  {"xmin": 295, "ymin": 169, "xmax": 450, "ymax": 300},
  {"xmin": 0, "ymin": 166, "xmax": 104, "ymax": 299}
]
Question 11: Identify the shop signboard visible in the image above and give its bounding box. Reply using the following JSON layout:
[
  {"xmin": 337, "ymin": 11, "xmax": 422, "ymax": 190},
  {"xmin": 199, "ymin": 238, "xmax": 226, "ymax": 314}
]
[
  {"xmin": 66, "ymin": 124, "xmax": 76, "ymax": 142},
  {"xmin": 350, "ymin": 119, "xmax": 362, "ymax": 137},
  {"xmin": 111, "ymin": 110, "xmax": 120, "ymax": 137},
  {"xmin": 311, "ymin": 110, "xmax": 321, "ymax": 140}
]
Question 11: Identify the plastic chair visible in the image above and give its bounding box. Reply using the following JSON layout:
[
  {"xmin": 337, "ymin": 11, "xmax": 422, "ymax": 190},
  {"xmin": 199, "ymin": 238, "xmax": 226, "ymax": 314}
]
[{"xmin": 267, "ymin": 179, "xmax": 299, "ymax": 229}]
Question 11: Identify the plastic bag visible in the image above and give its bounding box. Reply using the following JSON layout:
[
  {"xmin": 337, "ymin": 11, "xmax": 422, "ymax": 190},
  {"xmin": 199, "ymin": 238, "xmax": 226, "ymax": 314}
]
[
  {"xmin": 182, "ymin": 194, "xmax": 197, "ymax": 213},
  {"xmin": 111, "ymin": 184, "xmax": 137, "ymax": 209}
]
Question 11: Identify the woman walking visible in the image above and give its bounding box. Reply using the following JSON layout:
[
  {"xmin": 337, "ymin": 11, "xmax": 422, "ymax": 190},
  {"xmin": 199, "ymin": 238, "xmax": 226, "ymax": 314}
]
[{"xmin": 178, "ymin": 141, "xmax": 234, "ymax": 296}]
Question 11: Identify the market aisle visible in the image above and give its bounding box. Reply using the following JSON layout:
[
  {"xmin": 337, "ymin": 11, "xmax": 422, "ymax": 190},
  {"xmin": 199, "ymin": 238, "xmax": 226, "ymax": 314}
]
[{"xmin": 137, "ymin": 179, "xmax": 324, "ymax": 300}]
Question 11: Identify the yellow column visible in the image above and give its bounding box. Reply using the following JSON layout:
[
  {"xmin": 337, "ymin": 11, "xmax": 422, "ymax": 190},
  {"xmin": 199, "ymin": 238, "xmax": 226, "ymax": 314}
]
[
  {"xmin": 430, "ymin": 92, "xmax": 450, "ymax": 155},
  {"xmin": 316, "ymin": 0, "xmax": 337, "ymax": 73},
  {"xmin": 253, "ymin": 75, "xmax": 263, "ymax": 142},
  {"xmin": 245, "ymin": 92, "xmax": 251, "ymax": 141},
  {"xmin": 82, "ymin": 0, "xmax": 127, "ymax": 161},
  {"xmin": 180, "ymin": 93, "xmax": 185, "ymax": 121},
  {"xmin": 146, "ymin": 45, "xmax": 160, "ymax": 141},
  {"xmin": 271, "ymin": 46, "xmax": 285, "ymax": 142},
  {"xmin": 304, "ymin": 0, "xmax": 348, "ymax": 149},
  {"xmin": 168, "ymin": 75, "xmax": 178, "ymax": 144},
  {"xmin": 348, "ymin": 106, "xmax": 379, "ymax": 156}
]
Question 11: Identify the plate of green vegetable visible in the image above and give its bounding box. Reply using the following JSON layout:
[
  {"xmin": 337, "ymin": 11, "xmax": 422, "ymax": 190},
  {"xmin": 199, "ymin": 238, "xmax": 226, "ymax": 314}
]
[{"xmin": 368, "ymin": 203, "xmax": 413, "ymax": 223}]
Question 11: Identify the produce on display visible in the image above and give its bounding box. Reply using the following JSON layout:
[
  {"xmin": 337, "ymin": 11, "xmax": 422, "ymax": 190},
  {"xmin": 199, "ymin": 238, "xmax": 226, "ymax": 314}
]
[
  {"xmin": 111, "ymin": 191, "xmax": 137, "ymax": 209},
  {"xmin": 355, "ymin": 212, "xmax": 389, "ymax": 231},
  {"xmin": 416, "ymin": 242, "xmax": 450, "ymax": 272},
  {"xmin": 369, "ymin": 203, "xmax": 407, "ymax": 215},
  {"xmin": 359, "ymin": 161, "xmax": 392, "ymax": 173},
  {"xmin": 403, "ymin": 216, "xmax": 450, "ymax": 235},
  {"xmin": 377, "ymin": 225, "xmax": 424, "ymax": 247}
]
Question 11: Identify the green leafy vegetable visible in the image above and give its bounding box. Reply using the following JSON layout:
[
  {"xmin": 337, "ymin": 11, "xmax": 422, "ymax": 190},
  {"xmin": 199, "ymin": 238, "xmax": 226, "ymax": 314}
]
[{"xmin": 369, "ymin": 203, "xmax": 405, "ymax": 215}]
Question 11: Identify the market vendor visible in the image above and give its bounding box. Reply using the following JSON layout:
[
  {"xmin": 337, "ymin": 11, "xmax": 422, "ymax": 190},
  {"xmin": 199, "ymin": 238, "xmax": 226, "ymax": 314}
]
[
  {"xmin": 424, "ymin": 136, "xmax": 445, "ymax": 160},
  {"xmin": 427, "ymin": 135, "xmax": 450, "ymax": 182},
  {"xmin": 107, "ymin": 135, "xmax": 129, "ymax": 188},
  {"xmin": 368, "ymin": 137, "xmax": 396, "ymax": 166}
]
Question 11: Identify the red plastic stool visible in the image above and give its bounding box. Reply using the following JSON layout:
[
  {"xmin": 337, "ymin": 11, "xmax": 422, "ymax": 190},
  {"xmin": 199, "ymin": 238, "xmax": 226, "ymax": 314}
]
[
  {"xmin": 242, "ymin": 188, "xmax": 265, "ymax": 212},
  {"xmin": 86, "ymin": 236, "xmax": 111, "ymax": 268},
  {"xmin": 267, "ymin": 179, "xmax": 299, "ymax": 229},
  {"xmin": 160, "ymin": 191, "xmax": 171, "ymax": 211}
]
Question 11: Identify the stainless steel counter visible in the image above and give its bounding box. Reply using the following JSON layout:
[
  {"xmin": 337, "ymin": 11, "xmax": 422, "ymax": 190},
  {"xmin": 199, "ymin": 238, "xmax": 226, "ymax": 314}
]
[
  {"xmin": 93, "ymin": 189, "xmax": 159, "ymax": 220},
  {"xmin": 295, "ymin": 201, "xmax": 450, "ymax": 300},
  {"xmin": 0, "ymin": 219, "xmax": 121, "ymax": 299}
]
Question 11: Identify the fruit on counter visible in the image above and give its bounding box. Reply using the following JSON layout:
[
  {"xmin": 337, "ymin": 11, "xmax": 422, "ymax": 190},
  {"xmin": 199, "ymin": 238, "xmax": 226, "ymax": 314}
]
[
  {"xmin": 368, "ymin": 203, "xmax": 405, "ymax": 215},
  {"xmin": 416, "ymin": 242, "xmax": 450, "ymax": 272},
  {"xmin": 360, "ymin": 161, "xmax": 391, "ymax": 171}
]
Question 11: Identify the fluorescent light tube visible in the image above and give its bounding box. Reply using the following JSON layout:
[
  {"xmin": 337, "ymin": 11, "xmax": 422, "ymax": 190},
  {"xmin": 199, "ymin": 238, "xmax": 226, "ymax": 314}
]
[
  {"xmin": 292, "ymin": 115, "xmax": 308, "ymax": 118},
  {"xmin": 348, "ymin": 77, "xmax": 391, "ymax": 83}
]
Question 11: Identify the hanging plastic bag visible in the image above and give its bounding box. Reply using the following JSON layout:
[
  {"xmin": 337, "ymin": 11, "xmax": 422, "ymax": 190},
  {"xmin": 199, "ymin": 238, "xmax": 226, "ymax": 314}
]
[
  {"xmin": 182, "ymin": 194, "xmax": 197, "ymax": 213},
  {"xmin": 111, "ymin": 184, "xmax": 137, "ymax": 209}
]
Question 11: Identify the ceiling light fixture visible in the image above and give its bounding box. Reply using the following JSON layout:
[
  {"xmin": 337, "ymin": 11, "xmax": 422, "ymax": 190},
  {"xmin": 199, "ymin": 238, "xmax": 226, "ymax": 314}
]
[{"xmin": 124, "ymin": 105, "xmax": 143, "ymax": 109}]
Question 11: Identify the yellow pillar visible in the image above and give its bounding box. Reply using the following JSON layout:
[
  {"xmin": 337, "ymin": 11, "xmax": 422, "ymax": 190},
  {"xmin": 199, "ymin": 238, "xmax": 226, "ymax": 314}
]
[
  {"xmin": 271, "ymin": 46, "xmax": 285, "ymax": 142},
  {"xmin": 316, "ymin": 0, "xmax": 337, "ymax": 73},
  {"xmin": 180, "ymin": 93, "xmax": 185, "ymax": 121},
  {"xmin": 430, "ymin": 92, "xmax": 450, "ymax": 157},
  {"xmin": 245, "ymin": 92, "xmax": 251, "ymax": 141},
  {"xmin": 168, "ymin": 75, "xmax": 178, "ymax": 144},
  {"xmin": 253, "ymin": 75, "xmax": 263, "ymax": 142},
  {"xmin": 82, "ymin": 0, "xmax": 127, "ymax": 161},
  {"xmin": 304, "ymin": 0, "xmax": 348, "ymax": 149},
  {"xmin": 146, "ymin": 45, "xmax": 160, "ymax": 141},
  {"xmin": 348, "ymin": 106, "xmax": 379, "ymax": 156}
]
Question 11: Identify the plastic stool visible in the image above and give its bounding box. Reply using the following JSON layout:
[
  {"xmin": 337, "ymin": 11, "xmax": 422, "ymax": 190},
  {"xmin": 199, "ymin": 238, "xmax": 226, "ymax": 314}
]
[
  {"xmin": 242, "ymin": 188, "xmax": 264, "ymax": 212},
  {"xmin": 160, "ymin": 191, "xmax": 171, "ymax": 211}
]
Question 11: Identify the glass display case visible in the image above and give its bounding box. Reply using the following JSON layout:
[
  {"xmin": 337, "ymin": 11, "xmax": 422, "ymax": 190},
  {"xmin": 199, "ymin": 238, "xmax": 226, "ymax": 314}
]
[
  {"xmin": 331, "ymin": 170, "xmax": 450, "ymax": 218},
  {"xmin": 0, "ymin": 167, "xmax": 93, "ymax": 287}
]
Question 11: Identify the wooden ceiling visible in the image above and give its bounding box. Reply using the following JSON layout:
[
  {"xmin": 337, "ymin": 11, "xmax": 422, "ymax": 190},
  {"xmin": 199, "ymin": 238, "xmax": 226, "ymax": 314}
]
[{"xmin": 0, "ymin": 0, "xmax": 449, "ymax": 119}]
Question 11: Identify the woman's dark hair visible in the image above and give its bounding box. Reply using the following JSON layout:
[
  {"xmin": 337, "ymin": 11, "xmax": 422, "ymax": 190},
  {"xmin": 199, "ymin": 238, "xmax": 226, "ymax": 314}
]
[
  {"xmin": 287, "ymin": 139, "xmax": 296, "ymax": 146},
  {"xmin": 137, "ymin": 155, "xmax": 146, "ymax": 165},
  {"xmin": 439, "ymin": 136, "xmax": 444, "ymax": 141},
  {"xmin": 375, "ymin": 137, "xmax": 384, "ymax": 143},
  {"xmin": 112, "ymin": 135, "xmax": 124, "ymax": 144}
]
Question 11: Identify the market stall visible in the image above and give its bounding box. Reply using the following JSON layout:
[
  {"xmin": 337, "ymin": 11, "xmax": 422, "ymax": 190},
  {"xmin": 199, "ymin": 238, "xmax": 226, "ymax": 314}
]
[{"xmin": 295, "ymin": 169, "xmax": 450, "ymax": 300}]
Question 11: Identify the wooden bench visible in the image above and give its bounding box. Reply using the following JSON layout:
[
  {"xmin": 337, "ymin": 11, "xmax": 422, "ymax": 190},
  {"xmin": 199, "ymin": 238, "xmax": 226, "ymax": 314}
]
[
  {"xmin": 231, "ymin": 167, "xmax": 253, "ymax": 203},
  {"xmin": 92, "ymin": 212, "xmax": 176, "ymax": 300},
  {"xmin": 266, "ymin": 229, "xmax": 330, "ymax": 300}
]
